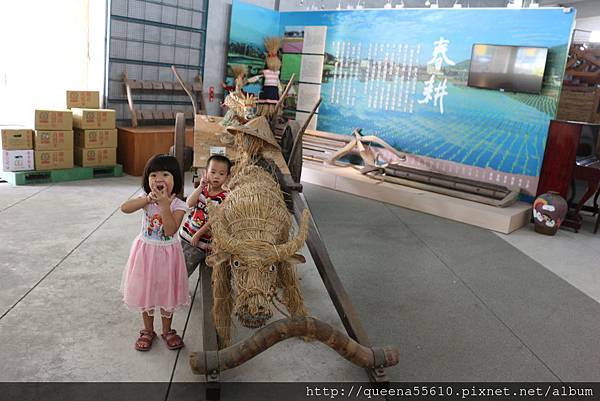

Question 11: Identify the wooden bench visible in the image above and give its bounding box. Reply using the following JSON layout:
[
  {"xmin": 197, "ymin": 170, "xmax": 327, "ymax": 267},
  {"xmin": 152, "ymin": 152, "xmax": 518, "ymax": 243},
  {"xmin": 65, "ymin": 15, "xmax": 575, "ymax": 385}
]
[{"xmin": 123, "ymin": 70, "xmax": 206, "ymax": 128}]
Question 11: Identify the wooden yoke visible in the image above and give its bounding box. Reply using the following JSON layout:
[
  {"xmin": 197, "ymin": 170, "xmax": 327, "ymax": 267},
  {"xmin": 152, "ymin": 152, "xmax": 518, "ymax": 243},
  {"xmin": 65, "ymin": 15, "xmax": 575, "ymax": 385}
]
[{"xmin": 189, "ymin": 317, "xmax": 400, "ymax": 375}]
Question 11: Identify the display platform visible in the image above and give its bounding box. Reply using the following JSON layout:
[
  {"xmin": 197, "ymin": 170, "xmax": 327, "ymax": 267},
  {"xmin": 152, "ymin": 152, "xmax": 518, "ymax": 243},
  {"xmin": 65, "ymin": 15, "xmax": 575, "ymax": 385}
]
[
  {"xmin": 301, "ymin": 161, "xmax": 530, "ymax": 234},
  {"xmin": 0, "ymin": 165, "xmax": 123, "ymax": 186}
]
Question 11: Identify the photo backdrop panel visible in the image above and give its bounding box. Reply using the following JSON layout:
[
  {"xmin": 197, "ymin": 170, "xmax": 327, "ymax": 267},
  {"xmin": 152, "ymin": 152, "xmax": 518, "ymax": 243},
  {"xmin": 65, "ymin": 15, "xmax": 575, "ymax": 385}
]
[
  {"xmin": 303, "ymin": 26, "xmax": 328, "ymax": 55},
  {"xmin": 297, "ymin": 83, "xmax": 322, "ymax": 113},
  {"xmin": 226, "ymin": 1, "xmax": 281, "ymax": 96},
  {"xmin": 300, "ymin": 54, "xmax": 325, "ymax": 84},
  {"xmin": 278, "ymin": 8, "xmax": 575, "ymax": 196},
  {"xmin": 280, "ymin": 24, "xmax": 327, "ymax": 126},
  {"xmin": 228, "ymin": 3, "xmax": 575, "ymax": 195}
]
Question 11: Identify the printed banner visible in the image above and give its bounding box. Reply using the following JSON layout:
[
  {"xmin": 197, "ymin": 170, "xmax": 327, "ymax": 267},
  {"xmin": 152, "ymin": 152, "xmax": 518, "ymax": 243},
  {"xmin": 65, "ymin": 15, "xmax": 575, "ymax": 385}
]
[{"xmin": 229, "ymin": 2, "xmax": 575, "ymax": 196}]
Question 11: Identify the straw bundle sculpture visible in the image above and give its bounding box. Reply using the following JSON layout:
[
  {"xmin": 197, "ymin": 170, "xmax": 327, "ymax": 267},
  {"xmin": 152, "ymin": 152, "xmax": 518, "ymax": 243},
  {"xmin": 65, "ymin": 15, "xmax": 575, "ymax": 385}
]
[
  {"xmin": 230, "ymin": 64, "xmax": 248, "ymax": 93},
  {"xmin": 264, "ymin": 36, "xmax": 281, "ymax": 71},
  {"xmin": 207, "ymin": 165, "xmax": 309, "ymax": 347},
  {"xmin": 231, "ymin": 133, "xmax": 263, "ymax": 173},
  {"xmin": 223, "ymin": 91, "xmax": 256, "ymax": 117}
]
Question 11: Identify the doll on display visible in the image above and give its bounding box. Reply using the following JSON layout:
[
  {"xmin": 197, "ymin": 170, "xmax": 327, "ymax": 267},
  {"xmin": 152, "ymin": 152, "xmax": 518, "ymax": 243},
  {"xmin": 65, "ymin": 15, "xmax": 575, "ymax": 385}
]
[
  {"xmin": 220, "ymin": 65, "xmax": 258, "ymax": 130},
  {"xmin": 255, "ymin": 36, "xmax": 282, "ymax": 118},
  {"xmin": 221, "ymin": 64, "xmax": 249, "ymax": 95}
]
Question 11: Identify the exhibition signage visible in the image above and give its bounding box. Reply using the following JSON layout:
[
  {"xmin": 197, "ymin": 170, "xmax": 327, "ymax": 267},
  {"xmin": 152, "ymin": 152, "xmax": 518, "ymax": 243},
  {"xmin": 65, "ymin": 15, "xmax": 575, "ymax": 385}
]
[{"xmin": 228, "ymin": 1, "xmax": 575, "ymax": 196}]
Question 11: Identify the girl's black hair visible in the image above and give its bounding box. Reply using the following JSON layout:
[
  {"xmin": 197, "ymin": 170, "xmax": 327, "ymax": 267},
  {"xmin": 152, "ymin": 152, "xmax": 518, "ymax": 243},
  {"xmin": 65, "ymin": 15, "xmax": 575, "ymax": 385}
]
[
  {"xmin": 206, "ymin": 154, "xmax": 232, "ymax": 174},
  {"xmin": 142, "ymin": 154, "xmax": 183, "ymax": 195}
]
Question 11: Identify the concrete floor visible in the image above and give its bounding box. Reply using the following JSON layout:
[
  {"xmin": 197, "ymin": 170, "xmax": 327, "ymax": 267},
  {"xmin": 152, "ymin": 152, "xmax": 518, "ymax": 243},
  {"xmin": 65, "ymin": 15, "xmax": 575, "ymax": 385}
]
[{"xmin": 1, "ymin": 173, "xmax": 599, "ymax": 385}]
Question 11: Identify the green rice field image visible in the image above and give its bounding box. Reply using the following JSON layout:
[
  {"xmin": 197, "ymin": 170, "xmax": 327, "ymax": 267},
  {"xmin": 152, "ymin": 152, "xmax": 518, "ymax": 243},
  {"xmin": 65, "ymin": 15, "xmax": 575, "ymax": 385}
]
[{"xmin": 230, "ymin": 1, "xmax": 575, "ymax": 187}]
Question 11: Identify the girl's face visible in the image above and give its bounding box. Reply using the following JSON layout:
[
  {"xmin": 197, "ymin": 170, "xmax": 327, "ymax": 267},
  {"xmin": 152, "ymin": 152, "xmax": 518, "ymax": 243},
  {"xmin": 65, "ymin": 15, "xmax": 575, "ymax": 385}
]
[
  {"xmin": 148, "ymin": 170, "xmax": 174, "ymax": 195},
  {"xmin": 206, "ymin": 160, "xmax": 229, "ymax": 190}
]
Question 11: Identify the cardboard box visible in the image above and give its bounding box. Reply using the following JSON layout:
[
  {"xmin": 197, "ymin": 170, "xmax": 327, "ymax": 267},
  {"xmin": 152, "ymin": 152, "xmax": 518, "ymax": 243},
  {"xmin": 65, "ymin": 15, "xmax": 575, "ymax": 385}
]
[
  {"xmin": 74, "ymin": 129, "xmax": 117, "ymax": 148},
  {"xmin": 66, "ymin": 91, "xmax": 100, "ymax": 109},
  {"xmin": 71, "ymin": 108, "xmax": 116, "ymax": 129},
  {"xmin": 34, "ymin": 110, "xmax": 73, "ymax": 130},
  {"xmin": 35, "ymin": 150, "xmax": 73, "ymax": 170},
  {"xmin": 74, "ymin": 147, "xmax": 116, "ymax": 167},
  {"xmin": 1, "ymin": 128, "xmax": 33, "ymax": 150},
  {"xmin": 192, "ymin": 115, "xmax": 287, "ymax": 172},
  {"xmin": 34, "ymin": 130, "xmax": 74, "ymax": 151},
  {"xmin": 193, "ymin": 115, "xmax": 239, "ymax": 168},
  {"xmin": 1, "ymin": 150, "xmax": 34, "ymax": 171}
]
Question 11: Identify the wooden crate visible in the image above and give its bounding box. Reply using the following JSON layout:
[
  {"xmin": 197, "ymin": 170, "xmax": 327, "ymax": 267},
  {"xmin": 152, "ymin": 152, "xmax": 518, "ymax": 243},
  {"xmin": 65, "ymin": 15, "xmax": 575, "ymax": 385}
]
[
  {"xmin": 117, "ymin": 125, "xmax": 193, "ymax": 176},
  {"xmin": 556, "ymin": 87, "xmax": 600, "ymax": 123}
]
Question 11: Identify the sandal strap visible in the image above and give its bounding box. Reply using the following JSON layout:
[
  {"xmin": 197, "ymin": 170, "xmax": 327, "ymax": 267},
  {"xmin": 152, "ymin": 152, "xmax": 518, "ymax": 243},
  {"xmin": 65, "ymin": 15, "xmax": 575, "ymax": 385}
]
[
  {"xmin": 162, "ymin": 330, "xmax": 182, "ymax": 345},
  {"xmin": 139, "ymin": 329, "xmax": 156, "ymax": 339}
]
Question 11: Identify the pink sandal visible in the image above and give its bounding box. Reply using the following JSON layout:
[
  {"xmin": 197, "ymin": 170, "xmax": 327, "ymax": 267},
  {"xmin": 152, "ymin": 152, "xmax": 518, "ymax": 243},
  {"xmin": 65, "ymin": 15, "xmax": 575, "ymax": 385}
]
[
  {"xmin": 135, "ymin": 329, "xmax": 157, "ymax": 351},
  {"xmin": 161, "ymin": 329, "xmax": 184, "ymax": 350}
]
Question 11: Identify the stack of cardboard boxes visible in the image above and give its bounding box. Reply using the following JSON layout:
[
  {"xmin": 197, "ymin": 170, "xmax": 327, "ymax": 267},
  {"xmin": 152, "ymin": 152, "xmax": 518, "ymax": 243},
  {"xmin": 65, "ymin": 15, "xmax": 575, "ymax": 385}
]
[
  {"xmin": 69, "ymin": 91, "xmax": 117, "ymax": 168},
  {"xmin": 34, "ymin": 110, "xmax": 74, "ymax": 170},
  {"xmin": 1, "ymin": 128, "xmax": 34, "ymax": 172}
]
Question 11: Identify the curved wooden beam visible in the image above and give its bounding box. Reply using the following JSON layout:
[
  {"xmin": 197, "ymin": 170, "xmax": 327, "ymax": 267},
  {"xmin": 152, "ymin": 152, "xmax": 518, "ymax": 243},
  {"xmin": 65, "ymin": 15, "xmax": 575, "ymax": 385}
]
[
  {"xmin": 123, "ymin": 71, "xmax": 138, "ymax": 128},
  {"xmin": 272, "ymin": 73, "xmax": 295, "ymax": 119},
  {"xmin": 189, "ymin": 316, "xmax": 399, "ymax": 375},
  {"xmin": 290, "ymin": 98, "xmax": 322, "ymax": 163},
  {"xmin": 171, "ymin": 65, "xmax": 198, "ymax": 116}
]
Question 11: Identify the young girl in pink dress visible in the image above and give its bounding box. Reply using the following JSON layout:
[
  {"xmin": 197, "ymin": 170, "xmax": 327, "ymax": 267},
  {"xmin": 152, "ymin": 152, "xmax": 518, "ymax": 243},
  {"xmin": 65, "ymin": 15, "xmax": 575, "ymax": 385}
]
[{"xmin": 121, "ymin": 154, "xmax": 190, "ymax": 351}]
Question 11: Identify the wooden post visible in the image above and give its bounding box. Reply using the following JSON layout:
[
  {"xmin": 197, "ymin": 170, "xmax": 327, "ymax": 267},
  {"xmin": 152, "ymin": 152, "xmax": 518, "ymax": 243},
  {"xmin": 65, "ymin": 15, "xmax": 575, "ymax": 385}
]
[
  {"xmin": 174, "ymin": 113, "xmax": 186, "ymax": 200},
  {"xmin": 201, "ymin": 265, "xmax": 221, "ymax": 400},
  {"xmin": 123, "ymin": 71, "xmax": 138, "ymax": 128}
]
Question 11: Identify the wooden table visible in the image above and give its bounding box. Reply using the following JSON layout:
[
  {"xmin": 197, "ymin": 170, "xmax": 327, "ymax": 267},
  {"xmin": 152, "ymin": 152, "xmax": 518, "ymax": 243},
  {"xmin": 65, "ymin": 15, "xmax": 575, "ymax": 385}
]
[
  {"xmin": 117, "ymin": 125, "xmax": 194, "ymax": 176},
  {"xmin": 537, "ymin": 119, "xmax": 600, "ymax": 232}
]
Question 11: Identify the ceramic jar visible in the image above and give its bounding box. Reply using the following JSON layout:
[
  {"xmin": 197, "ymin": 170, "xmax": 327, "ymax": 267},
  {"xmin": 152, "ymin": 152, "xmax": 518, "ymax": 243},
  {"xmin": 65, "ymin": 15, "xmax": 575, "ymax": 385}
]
[{"xmin": 532, "ymin": 191, "xmax": 568, "ymax": 235}]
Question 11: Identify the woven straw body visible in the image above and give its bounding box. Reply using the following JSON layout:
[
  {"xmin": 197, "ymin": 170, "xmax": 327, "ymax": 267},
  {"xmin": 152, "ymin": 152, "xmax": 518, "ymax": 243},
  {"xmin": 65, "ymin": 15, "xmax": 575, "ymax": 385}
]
[{"xmin": 208, "ymin": 164, "xmax": 309, "ymax": 346}]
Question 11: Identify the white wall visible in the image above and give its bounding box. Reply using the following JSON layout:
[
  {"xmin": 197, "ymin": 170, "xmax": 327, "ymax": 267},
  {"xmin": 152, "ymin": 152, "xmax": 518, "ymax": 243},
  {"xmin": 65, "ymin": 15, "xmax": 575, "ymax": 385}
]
[{"xmin": 0, "ymin": 0, "xmax": 106, "ymax": 127}]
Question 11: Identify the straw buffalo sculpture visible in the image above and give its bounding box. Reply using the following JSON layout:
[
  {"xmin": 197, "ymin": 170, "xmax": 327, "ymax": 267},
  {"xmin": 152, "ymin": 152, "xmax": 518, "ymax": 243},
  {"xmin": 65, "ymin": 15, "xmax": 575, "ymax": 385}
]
[
  {"xmin": 206, "ymin": 164, "xmax": 310, "ymax": 347},
  {"xmin": 189, "ymin": 117, "xmax": 399, "ymax": 376}
]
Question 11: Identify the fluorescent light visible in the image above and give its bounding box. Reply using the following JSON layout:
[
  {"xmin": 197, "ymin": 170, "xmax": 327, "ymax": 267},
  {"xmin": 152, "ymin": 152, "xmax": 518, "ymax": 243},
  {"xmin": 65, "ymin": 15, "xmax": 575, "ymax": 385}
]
[{"xmin": 590, "ymin": 31, "xmax": 600, "ymax": 43}]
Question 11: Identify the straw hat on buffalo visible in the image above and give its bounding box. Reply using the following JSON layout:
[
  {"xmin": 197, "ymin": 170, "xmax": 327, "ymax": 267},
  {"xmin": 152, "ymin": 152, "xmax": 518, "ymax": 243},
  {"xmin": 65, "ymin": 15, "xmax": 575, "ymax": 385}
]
[{"xmin": 226, "ymin": 116, "xmax": 280, "ymax": 150}]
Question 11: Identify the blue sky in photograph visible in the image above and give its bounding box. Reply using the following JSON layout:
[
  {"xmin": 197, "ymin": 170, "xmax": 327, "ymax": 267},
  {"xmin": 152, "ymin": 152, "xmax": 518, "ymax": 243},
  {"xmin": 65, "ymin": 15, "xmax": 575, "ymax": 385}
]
[
  {"xmin": 279, "ymin": 8, "xmax": 574, "ymax": 63},
  {"xmin": 230, "ymin": 1, "xmax": 280, "ymax": 49}
]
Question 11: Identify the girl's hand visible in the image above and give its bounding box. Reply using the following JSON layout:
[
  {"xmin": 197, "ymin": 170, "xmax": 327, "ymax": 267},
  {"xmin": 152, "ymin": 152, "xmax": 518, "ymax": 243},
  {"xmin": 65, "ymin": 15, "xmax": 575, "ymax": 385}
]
[
  {"xmin": 146, "ymin": 192, "xmax": 158, "ymax": 204},
  {"xmin": 152, "ymin": 183, "xmax": 174, "ymax": 208}
]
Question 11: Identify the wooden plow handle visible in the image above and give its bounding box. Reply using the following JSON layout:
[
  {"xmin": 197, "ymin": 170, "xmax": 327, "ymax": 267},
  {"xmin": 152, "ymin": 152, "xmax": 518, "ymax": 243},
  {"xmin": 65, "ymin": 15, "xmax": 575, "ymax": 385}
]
[
  {"xmin": 272, "ymin": 73, "xmax": 295, "ymax": 118},
  {"xmin": 189, "ymin": 317, "xmax": 399, "ymax": 375},
  {"xmin": 171, "ymin": 65, "xmax": 198, "ymax": 116}
]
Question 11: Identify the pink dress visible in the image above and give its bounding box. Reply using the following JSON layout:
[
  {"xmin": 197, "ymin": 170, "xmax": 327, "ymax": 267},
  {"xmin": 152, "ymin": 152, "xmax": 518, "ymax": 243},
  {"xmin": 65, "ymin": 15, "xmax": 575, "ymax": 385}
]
[{"xmin": 121, "ymin": 196, "xmax": 190, "ymax": 317}]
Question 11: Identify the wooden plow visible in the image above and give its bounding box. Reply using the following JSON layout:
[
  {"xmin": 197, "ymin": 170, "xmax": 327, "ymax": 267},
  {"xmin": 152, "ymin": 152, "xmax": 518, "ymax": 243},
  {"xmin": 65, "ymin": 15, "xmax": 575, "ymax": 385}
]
[
  {"xmin": 170, "ymin": 67, "xmax": 399, "ymax": 400},
  {"xmin": 300, "ymin": 127, "xmax": 519, "ymax": 208}
]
